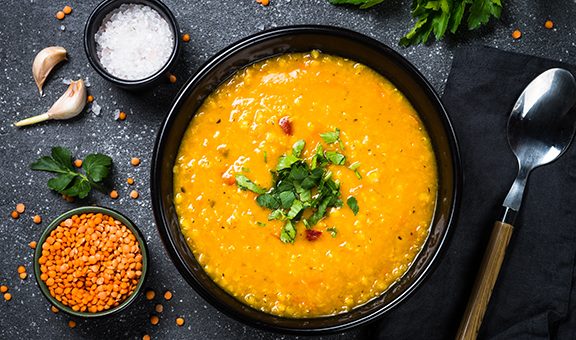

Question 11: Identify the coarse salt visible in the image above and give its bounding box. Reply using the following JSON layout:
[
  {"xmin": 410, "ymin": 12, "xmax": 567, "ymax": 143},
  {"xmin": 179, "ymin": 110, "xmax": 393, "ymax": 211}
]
[{"xmin": 95, "ymin": 4, "xmax": 174, "ymax": 80}]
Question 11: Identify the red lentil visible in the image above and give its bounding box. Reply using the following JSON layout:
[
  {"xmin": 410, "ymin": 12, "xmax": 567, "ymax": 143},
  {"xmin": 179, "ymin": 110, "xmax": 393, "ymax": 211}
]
[
  {"xmin": 145, "ymin": 289, "xmax": 155, "ymax": 300},
  {"xmin": 16, "ymin": 203, "xmax": 26, "ymax": 213},
  {"xmin": 130, "ymin": 190, "xmax": 139, "ymax": 199},
  {"xmin": 150, "ymin": 315, "xmax": 159, "ymax": 325}
]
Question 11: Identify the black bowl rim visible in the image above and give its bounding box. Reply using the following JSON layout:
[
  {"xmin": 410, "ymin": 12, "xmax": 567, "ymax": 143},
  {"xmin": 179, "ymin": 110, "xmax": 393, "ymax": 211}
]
[
  {"xmin": 83, "ymin": 0, "xmax": 180, "ymax": 88},
  {"xmin": 33, "ymin": 206, "xmax": 149, "ymax": 318},
  {"xmin": 151, "ymin": 24, "xmax": 461, "ymax": 334}
]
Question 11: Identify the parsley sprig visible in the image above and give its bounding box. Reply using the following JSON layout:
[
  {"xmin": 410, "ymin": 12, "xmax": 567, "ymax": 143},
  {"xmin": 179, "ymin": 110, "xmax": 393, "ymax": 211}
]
[
  {"xmin": 328, "ymin": 0, "xmax": 502, "ymax": 46},
  {"xmin": 31, "ymin": 146, "xmax": 113, "ymax": 199},
  {"xmin": 235, "ymin": 129, "xmax": 360, "ymax": 244}
]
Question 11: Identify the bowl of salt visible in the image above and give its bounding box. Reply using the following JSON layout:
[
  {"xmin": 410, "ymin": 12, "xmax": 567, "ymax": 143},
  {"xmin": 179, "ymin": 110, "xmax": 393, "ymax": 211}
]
[{"xmin": 84, "ymin": 0, "xmax": 180, "ymax": 90}]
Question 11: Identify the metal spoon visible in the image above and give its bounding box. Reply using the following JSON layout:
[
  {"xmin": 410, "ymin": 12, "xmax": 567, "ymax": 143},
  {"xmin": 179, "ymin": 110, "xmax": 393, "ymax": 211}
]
[{"xmin": 456, "ymin": 68, "xmax": 576, "ymax": 340}]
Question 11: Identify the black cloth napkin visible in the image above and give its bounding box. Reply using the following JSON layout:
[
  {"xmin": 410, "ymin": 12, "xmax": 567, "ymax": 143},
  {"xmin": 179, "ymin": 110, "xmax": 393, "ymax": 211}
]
[{"xmin": 363, "ymin": 46, "xmax": 576, "ymax": 339}]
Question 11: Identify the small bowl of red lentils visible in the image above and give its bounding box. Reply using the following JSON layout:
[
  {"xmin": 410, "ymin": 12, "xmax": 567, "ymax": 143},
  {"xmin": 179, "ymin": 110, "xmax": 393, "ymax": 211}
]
[{"xmin": 33, "ymin": 206, "xmax": 148, "ymax": 317}]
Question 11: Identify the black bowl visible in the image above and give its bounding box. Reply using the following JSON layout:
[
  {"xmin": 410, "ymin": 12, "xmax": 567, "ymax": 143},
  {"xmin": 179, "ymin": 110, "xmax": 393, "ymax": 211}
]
[
  {"xmin": 151, "ymin": 25, "xmax": 461, "ymax": 334},
  {"xmin": 84, "ymin": 0, "xmax": 180, "ymax": 90}
]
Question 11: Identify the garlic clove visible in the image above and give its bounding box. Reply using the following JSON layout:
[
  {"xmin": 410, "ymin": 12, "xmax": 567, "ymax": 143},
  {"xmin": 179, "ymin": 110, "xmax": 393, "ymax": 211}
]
[
  {"xmin": 47, "ymin": 80, "xmax": 87, "ymax": 120},
  {"xmin": 32, "ymin": 46, "xmax": 67, "ymax": 96},
  {"xmin": 15, "ymin": 79, "xmax": 86, "ymax": 127}
]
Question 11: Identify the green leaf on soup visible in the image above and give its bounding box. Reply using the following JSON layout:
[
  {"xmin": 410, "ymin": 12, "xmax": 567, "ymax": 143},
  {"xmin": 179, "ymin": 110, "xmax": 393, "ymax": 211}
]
[{"xmin": 235, "ymin": 174, "xmax": 266, "ymax": 194}]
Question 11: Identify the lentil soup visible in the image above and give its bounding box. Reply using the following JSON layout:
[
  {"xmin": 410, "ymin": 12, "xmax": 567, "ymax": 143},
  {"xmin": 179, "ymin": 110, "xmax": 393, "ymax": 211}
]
[{"xmin": 173, "ymin": 51, "xmax": 437, "ymax": 317}]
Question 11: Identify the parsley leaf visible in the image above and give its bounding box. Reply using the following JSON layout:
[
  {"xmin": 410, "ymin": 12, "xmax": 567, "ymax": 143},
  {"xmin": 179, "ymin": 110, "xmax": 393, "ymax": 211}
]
[
  {"xmin": 320, "ymin": 128, "xmax": 340, "ymax": 144},
  {"xmin": 268, "ymin": 209, "xmax": 286, "ymax": 221},
  {"xmin": 83, "ymin": 154, "xmax": 112, "ymax": 183},
  {"xmin": 292, "ymin": 139, "xmax": 306, "ymax": 157},
  {"xmin": 62, "ymin": 177, "xmax": 92, "ymax": 199},
  {"xmin": 235, "ymin": 174, "xmax": 266, "ymax": 194},
  {"xmin": 279, "ymin": 191, "xmax": 296, "ymax": 209},
  {"xmin": 31, "ymin": 146, "xmax": 113, "ymax": 198},
  {"xmin": 468, "ymin": 0, "xmax": 502, "ymax": 30},
  {"xmin": 349, "ymin": 161, "xmax": 362, "ymax": 179},
  {"xmin": 286, "ymin": 200, "xmax": 304, "ymax": 220},
  {"xmin": 328, "ymin": 0, "xmax": 384, "ymax": 9},
  {"xmin": 347, "ymin": 196, "xmax": 360, "ymax": 215},
  {"xmin": 307, "ymin": 195, "xmax": 331, "ymax": 226},
  {"xmin": 276, "ymin": 154, "xmax": 299, "ymax": 171},
  {"xmin": 329, "ymin": 0, "xmax": 502, "ymax": 46},
  {"xmin": 256, "ymin": 193, "xmax": 280, "ymax": 210},
  {"xmin": 280, "ymin": 220, "xmax": 297, "ymax": 244},
  {"xmin": 325, "ymin": 151, "xmax": 346, "ymax": 165},
  {"xmin": 51, "ymin": 147, "xmax": 74, "ymax": 171},
  {"xmin": 47, "ymin": 173, "xmax": 76, "ymax": 192}
]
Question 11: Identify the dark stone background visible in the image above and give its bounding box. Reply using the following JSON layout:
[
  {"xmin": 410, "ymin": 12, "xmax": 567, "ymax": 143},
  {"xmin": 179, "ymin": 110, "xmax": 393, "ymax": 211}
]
[{"xmin": 0, "ymin": 0, "xmax": 573, "ymax": 339}]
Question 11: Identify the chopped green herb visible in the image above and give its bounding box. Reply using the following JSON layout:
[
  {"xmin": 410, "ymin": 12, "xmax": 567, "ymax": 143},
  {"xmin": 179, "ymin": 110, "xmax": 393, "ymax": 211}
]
[
  {"xmin": 31, "ymin": 146, "xmax": 112, "ymax": 199},
  {"xmin": 327, "ymin": 227, "xmax": 338, "ymax": 238},
  {"xmin": 287, "ymin": 200, "xmax": 304, "ymax": 220},
  {"xmin": 279, "ymin": 191, "xmax": 296, "ymax": 209},
  {"xmin": 241, "ymin": 167, "xmax": 251, "ymax": 173},
  {"xmin": 349, "ymin": 161, "xmax": 362, "ymax": 179},
  {"xmin": 328, "ymin": 0, "xmax": 383, "ymax": 9},
  {"xmin": 328, "ymin": 0, "xmax": 502, "ymax": 47},
  {"xmin": 256, "ymin": 221, "xmax": 267, "ymax": 227},
  {"xmin": 256, "ymin": 193, "xmax": 280, "ymax": 209},
  {"xmin": 320, "ymin": 128, "xmax": 340, "ymax": 143},
  {"xmin": 268, "ymin": 209, "xmax": 285, "ymax": 221},
  {"xmin": 347, "ymin": 196, "xmax": 359, "ymax": 215},
  {"xmin": 280, "ymin": 220, "xmax": 297, "ymax": 244},
  {"xmin": 235, "ymin": 174, "xmax": 266, "ymax": 194},
  {"xmin": 263, "ymin": 151, "xmax": 268, "ymax": 163},
  {"xmin": 276, "ymin": 154, "xmax": 299, "ymax": 171},
  {"xmin": 238, "ymin": 129, "xmax": 362, "ymax": 244},
  {"xmin": 292, "ymin": 139, "xmax": 306, "ymax": 157},
  {"xmin": 325, "ymin": 151, "xmax": 346, "ymax": 165}
]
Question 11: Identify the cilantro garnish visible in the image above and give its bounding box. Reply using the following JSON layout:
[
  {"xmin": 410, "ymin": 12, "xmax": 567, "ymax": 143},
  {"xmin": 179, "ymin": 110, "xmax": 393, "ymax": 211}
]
[
  {"xmin": 235, "ymin": 132, "xmax": 361, "ymax": 244},
  {"xmin": 30, "ymin": 146, "xmax": 112, "ymax": 199}
]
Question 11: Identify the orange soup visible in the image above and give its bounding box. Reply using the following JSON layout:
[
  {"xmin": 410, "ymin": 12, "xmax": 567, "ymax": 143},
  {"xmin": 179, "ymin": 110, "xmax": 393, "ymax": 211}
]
[{"xmin": 173, "ymin": 51, "xmax": 437, "ymax": 317}]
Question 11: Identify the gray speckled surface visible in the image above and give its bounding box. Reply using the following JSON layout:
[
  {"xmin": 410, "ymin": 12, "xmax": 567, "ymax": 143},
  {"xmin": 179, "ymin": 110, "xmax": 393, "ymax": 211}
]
[{"xmin": 0, "ymin": 0, "xmax": 574, "ymax": 339}]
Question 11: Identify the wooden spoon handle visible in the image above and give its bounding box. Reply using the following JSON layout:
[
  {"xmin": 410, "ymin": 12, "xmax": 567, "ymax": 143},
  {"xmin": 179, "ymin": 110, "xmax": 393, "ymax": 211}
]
[{"xmin": 455, "ymin": 221, "xmax": 514, "ymax": 340}]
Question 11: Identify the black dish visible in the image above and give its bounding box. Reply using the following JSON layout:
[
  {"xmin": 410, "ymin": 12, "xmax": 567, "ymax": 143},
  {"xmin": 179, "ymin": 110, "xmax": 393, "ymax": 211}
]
[
  {"xmin": 151, "ymin": 25, "xmax": 461, "ymax": 334},
  {"xmin": 84, "ymin": 0, "xmax": 180, "ymax": 90}
]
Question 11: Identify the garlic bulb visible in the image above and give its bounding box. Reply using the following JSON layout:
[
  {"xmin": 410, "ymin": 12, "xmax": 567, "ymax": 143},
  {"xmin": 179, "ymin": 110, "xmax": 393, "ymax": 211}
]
[
  {"xmin": 32, "ymin": 46, "xmax": 67, "ymax": 95},
  {"xmin": 14, "ymin": 80, "xmax": 86, "ymax": 127}
]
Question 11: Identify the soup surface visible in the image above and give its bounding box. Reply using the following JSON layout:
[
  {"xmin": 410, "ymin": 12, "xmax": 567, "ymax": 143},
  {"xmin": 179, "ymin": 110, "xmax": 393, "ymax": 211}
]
[{"xmin": 173, "ymin": 51, "xmax": 437, "ymax": 317}]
